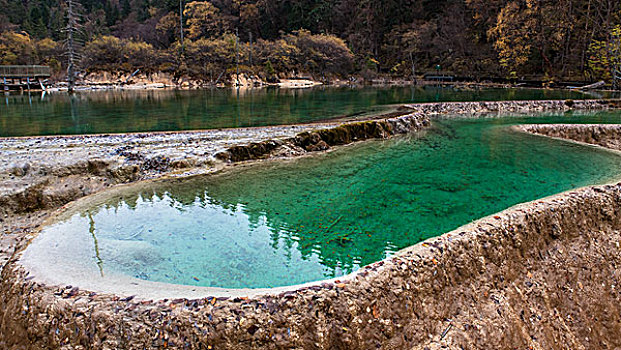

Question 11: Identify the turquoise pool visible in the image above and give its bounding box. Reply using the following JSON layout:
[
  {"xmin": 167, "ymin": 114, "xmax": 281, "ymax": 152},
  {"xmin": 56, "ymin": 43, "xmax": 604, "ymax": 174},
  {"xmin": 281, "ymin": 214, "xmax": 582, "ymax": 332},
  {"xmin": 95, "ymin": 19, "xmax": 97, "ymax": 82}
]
[{"xmin": 26, "ymin": 111, "xmax": 621, "ymax": 289}]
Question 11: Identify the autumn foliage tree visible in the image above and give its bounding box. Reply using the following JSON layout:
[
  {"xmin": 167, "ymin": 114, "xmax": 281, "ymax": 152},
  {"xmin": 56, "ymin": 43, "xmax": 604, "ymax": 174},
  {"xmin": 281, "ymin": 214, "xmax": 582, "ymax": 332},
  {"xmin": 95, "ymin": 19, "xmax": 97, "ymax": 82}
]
[
  {"xmin": 589, "ymin": 25, "xmax": 621, "ymax": 89},
  {"xmin": 488, "ymin": 1, "xmax": 535, "ymax": 77},
  {"xmin": 183, "ymin": 34, "xmax": 237, "ymax": 84},
  {"xmin": 183, "ymin": 1, "xmax": 227, "ymax": 40},
  {"xmin": 1, "ymin": 0, "xmax": 621, "ymax": 83},
  {"xmin": 0, "ymin": 31, "xmax": 61, "ymax": 68},
  {"xmin": 0, "ymin": 31, "xmax": 35, "ymax": 65},
  {"xmin": 284, "ymin": 30, "xmax": 354, "ymax": 77},
  {"xmin": 82, "ymin": 36, "xmax": 160, "ymax": 75}
]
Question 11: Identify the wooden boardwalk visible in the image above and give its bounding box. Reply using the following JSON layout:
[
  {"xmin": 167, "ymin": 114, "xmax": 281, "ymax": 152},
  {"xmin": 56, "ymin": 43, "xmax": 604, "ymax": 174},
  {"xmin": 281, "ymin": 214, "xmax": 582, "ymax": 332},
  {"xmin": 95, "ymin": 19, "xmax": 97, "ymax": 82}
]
[{"xmin": 1, "ymin": 65, "xmax": 51, "ymax": 91}]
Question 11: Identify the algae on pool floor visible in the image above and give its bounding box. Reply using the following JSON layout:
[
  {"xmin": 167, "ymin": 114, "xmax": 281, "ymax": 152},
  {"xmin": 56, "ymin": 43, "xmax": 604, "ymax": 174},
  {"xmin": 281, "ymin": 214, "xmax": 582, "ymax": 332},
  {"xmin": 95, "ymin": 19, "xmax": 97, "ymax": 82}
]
[{"xmin": 25, "ymin": 111, "xmax": 621, "ymax": 289}]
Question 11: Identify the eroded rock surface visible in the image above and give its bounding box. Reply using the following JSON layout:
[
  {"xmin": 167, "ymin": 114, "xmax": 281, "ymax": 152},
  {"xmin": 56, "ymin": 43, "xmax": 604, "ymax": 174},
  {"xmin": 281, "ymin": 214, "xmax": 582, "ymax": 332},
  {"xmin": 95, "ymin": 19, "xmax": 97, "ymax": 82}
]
[{"xmin": 215, "ymin": 113, "xmax": 430, "ymax": 162}]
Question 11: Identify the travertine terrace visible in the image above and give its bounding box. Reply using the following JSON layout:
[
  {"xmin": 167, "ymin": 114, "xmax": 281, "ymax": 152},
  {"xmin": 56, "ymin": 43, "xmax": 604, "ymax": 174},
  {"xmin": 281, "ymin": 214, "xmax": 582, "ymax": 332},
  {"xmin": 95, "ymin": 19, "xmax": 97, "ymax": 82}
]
[{"xmin": 2, "ymin": 99, "xmax": 621, "ymax": 349}]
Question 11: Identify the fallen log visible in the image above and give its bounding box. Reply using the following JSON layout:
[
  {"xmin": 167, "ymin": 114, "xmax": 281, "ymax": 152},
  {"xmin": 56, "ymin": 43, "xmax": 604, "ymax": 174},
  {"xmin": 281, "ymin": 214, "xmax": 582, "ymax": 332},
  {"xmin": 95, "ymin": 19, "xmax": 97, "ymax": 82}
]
[
  {"xmin": 569, "ymin": 80, "xmax": 605, "ymax": 90},
  {"xmin": 122, "ymin": 69, "xmax": 140, "ymax": 84}
]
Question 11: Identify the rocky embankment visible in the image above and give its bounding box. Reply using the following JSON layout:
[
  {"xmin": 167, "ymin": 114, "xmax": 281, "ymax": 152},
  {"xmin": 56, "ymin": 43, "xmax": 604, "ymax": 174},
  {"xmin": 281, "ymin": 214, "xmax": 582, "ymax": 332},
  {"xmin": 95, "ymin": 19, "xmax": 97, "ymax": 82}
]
[{"xmin": 1, "ymin": 99, "xmax": 621, "ymax": 349}]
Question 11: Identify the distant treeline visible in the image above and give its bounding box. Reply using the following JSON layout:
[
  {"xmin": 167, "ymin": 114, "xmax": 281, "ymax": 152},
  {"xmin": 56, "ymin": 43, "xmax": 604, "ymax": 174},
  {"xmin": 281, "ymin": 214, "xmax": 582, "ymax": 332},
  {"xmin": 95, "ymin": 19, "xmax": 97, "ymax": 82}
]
[{"xmin": 0, "ymin": 0, "xmax": 620, "ymax": 84}]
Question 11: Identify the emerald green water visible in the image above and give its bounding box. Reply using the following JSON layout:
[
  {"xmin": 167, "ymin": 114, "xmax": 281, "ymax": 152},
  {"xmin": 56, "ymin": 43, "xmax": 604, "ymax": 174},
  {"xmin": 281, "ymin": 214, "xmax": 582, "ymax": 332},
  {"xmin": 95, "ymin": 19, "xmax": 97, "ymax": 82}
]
[
  {"xmin": 1, "ymin": 86, "xmax": 615, "ymax": 137},
  {"xmin": 27, "ymin": 111, "xmax": 621, "ymax": 289}
]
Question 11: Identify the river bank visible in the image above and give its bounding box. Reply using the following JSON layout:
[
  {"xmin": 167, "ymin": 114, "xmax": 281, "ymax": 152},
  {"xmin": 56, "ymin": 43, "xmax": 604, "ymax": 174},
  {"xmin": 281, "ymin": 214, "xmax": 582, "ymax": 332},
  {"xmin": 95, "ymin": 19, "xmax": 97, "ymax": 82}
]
[
  {"xmin": 38, "ymin": 72, "xmax": 621, "ymax": 93},
  {"xmin": 2, "ymin": 99, "xmax": 621, "ymax": 349}
]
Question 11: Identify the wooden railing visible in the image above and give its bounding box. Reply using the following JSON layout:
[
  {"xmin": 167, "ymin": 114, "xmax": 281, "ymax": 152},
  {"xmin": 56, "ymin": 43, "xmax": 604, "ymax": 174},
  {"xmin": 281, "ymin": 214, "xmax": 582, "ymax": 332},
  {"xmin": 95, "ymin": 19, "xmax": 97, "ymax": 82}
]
[{"xmin": 0, "ymin": 65, "xmax": 51, "ymax": 78}]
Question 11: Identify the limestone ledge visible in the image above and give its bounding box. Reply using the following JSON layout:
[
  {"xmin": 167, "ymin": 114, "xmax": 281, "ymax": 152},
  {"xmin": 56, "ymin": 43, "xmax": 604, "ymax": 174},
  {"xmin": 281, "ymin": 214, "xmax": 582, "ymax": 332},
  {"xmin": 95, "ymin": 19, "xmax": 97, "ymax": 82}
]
[
  {"xmin": 0, "ymin": 124, "xmax": 324, "ymax": 218},
  {"xmin": 214, "ymin": 112, "xmax": 430, "ymax": 163},
  {"xmin": 517, "ymin": 123, "xmax": 621, "ymax": 151},
  {"xmin": 405, "ymin": 98, "xmax": 621, "ymax": 115},
  {"xmin": 0, "ymin": 112, "xmax": 431, "ymax": 219}
]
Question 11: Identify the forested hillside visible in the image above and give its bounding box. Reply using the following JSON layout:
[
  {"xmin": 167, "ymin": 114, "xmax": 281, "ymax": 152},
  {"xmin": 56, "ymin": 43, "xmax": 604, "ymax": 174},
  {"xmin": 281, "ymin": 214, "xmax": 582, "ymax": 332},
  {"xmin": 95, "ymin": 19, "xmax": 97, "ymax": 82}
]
[{"xmin": 0, "ymin": 0, "xmax": 620, "ymax": 84}]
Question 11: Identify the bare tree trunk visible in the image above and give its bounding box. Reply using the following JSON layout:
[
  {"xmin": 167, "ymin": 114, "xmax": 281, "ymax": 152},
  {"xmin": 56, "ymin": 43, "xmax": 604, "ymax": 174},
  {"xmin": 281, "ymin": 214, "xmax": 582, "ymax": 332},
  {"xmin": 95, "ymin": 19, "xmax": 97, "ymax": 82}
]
[
  {"xmin": 612, "ymin": 33, "xmax": 620, "ymax": 90},
  {"xmin": 66, "ymin": 0, "xmax": 80, "ymax": 92},
  {"xmin": 179, "ymin": 0, "xmax": 184, "ymax": 47},
  {"xmin": 580, "ymin": 0, "xmax": 593, "ymax": 75},
  {"xmin": 560, "ymin": 0, "xmax": 574, "ymax": 77},
  {"xmin": 235, "ymin": 28, "xmax": 240, "ymax": 87}
]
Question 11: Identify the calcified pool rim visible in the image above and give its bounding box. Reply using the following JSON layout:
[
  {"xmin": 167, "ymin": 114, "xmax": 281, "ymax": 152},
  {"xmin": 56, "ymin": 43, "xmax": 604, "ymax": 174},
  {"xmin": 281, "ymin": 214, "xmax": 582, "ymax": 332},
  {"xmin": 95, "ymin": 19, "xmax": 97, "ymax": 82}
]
[
  {"xmin": 17, "ymin": 105, "xmax": 621, "ymax": 298},
  {"xmin": 19, "ymin": 177, "xmax": 621, "ymax": 301},
  {"xmin": 19, "ymin": 175, "xmax": 365, "ymax": 299}
]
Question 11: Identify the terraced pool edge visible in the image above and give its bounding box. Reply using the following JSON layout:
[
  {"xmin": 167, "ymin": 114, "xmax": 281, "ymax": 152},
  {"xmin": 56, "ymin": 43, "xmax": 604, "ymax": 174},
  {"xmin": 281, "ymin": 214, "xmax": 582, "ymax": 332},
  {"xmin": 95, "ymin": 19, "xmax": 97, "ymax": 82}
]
[
  {"xmin": 516, "ymin": 123, "xmax": 621, "ymax": 152},
  {"xmin": 2, "ymin": 99, "xmax": 621, "ymax": 349}
]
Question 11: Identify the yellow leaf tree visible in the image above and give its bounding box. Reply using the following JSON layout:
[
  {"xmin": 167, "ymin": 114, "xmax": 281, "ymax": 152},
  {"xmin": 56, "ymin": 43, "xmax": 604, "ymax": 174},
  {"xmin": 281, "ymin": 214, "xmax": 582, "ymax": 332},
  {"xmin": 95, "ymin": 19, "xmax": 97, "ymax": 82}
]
[
  {"xmin": 487, "ymin": 1, "xmax": 536, "ymax": 77},
  {"xmin": 589, "ymin": 25, "xmax": 621, "ymax": 89},
  {"xmin": 183, "ymin": 1, "xmax": 226, "ymax": 40},
  {"xmin": 0, "ymin": 31, "xmax": 35, "ymax": 65},
  {"xmin": 488, "ymin": 0, "xmax": 568, "ymax": 78}
]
